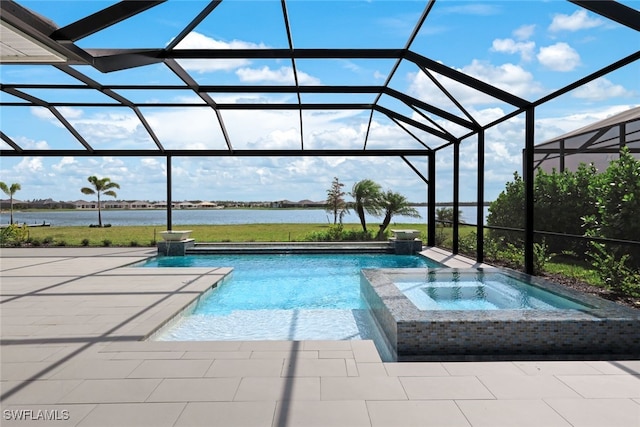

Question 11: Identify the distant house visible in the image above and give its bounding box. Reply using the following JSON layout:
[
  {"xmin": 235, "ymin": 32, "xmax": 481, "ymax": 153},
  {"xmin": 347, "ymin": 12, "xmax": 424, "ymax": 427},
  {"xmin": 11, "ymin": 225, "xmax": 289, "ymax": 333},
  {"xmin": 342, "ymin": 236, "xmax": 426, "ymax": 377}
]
[
  {"xmin": 1, "ymin": 198, "xmax": 25, "ymax": 210},
  {"xmin": 103, "ymin": 201, "xmax": 128, "ymax": 209},
  {"xmin": 129, "ymin": 201, "xmax": 152, "ymax": 209},
  {"xmin": 177, "ymin": 202, "xmax": 197, "ymax": 209},
  {"xmin": 197, "ymin": 201, "xmax": 222, "ymax": 209},
  {"xmin": 153, "ymin": 202, "xmax": 181, "ymax": 209},
  {"xmin": 74, "ymin": 200, "xmax": 98, "ymax": 209}
]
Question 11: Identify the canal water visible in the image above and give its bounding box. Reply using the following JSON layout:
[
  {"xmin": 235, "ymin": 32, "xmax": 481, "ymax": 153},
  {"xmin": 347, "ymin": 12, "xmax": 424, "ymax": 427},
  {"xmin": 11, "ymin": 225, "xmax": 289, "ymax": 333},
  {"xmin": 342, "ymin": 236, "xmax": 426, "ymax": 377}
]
[{"xmin": 1, "ymin": 206, "xmax": 489, "ymax": 226}]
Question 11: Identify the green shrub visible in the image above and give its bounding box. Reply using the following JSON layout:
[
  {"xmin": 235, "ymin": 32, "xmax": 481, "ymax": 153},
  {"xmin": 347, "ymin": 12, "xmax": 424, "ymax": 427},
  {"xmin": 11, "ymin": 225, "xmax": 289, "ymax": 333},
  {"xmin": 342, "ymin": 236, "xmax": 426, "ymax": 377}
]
[
  {"xmin": 584, "ymin": 148, "xmax": 640, "ymax": 268},
  {"xmin": 129, "ymin": 240, "xmax": 139, "ymax": 247},
  {"xmin": 43, "ymin": 236, "xmax": 54, "ymax": 245},
  {"xmin": 0, "ymin": 224, "xmax": 28, "ymax": 246},
  {"xmin": 458, "ymin": 231, "xmax": 477, "ymax": 256},
  {"xmin": 486, "ymin": 149, "xmax": 639, "ymax": 291},
  {"xmin": 303, "ymin": 224, "xmax": 375, "ymax": 242},
  {"xmin": 29, "ymin": 238, "xmax": 42, "ymax": 247},
  {"xmin": 533, "ymin": 241, "xmax": 550, "ymax": 275},
  {"xmin": 55, "ymin": 240, "xmax": 67, "ymax": 247},
  {"xmin": 482, "ymin": 236, "xmax": 548, "ymax": 275},
  {"xmin": 102, "ymin": 239, "xmax": 112, "ymax": 247},
  {"xmin": 434, "ymin": 227, "xmax": 447, "ymax": 247},
  {"xmin": 81, "ymin": 238, "xmax": 90, "ymax": 247},
  {"xmin": 589, "ymin": 242, "xmax": 640, "ymax": 297}
]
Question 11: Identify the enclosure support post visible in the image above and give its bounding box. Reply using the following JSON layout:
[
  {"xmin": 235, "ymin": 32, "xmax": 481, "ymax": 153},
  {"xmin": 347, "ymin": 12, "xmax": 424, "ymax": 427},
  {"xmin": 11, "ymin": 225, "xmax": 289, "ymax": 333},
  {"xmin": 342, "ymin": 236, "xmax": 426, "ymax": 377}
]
[
  {"xmin": 427, "ymin": 152, "xmax": 436, "ymax": 247},
  {"xmin": 166, "ymin": 155, "xmax": 172, "ymax": 231},
  {"xmin": 524, "ymin": 107, "xmax": 535, "ymax": 274},
  {"xmin": 453, "ymin": 140, "xmax": 460, "ymax": 254},
  {"xmin": 476, "ymin": 129, "xmax": 485, "ymax": 264}
]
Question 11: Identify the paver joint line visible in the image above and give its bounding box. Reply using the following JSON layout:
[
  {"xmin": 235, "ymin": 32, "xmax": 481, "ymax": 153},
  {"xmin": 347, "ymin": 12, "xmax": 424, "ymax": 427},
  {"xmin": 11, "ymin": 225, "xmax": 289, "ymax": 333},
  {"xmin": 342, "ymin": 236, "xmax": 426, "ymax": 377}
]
[{"xmin": 2, "ymin": 248, "xmax": 639, "ymax": 427}]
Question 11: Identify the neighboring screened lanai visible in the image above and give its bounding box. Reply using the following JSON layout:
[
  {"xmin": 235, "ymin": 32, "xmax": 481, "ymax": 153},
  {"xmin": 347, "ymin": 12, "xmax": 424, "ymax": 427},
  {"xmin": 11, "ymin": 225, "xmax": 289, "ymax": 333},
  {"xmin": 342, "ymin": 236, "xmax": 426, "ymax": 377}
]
[
  {"xmin": 1, "ymin": 0, "xmax": 639, "ymax": 274},
  {"xmin": 534, "ymin": 106, "xmax": 640, "ymax": 173}
]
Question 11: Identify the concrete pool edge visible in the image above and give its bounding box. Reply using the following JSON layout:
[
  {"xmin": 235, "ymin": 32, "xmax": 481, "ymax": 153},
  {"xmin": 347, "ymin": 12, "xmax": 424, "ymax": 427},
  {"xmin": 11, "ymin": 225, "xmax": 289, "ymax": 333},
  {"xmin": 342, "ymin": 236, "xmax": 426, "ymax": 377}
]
[{"xmin": 361, "ymin": 267, "xmax": 640, "ymax": 361}]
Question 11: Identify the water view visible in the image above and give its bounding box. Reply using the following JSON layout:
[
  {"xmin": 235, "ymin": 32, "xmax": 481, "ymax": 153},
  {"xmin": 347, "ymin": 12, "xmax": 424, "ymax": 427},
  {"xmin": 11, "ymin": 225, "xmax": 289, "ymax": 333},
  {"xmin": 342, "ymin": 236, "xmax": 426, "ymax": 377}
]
[{"xmin": 1, "ymin": 206, "xmax": 489, "ymax": 226}]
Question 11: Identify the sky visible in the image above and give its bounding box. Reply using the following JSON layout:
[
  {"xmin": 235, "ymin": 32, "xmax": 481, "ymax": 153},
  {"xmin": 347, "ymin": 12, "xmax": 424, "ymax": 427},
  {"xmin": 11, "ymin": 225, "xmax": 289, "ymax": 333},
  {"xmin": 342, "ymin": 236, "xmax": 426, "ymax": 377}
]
[{"xmin": 1, "ymin": 0, "xmax": 639, "ymax": 204}]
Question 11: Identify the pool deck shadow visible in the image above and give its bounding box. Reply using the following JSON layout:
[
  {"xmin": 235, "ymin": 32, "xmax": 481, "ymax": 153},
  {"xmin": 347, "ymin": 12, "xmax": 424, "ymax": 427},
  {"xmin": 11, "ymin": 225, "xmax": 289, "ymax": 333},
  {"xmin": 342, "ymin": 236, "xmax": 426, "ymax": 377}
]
[{"xmin": 1, "ymin": 247, "xmax": 639, "ymax": 426}]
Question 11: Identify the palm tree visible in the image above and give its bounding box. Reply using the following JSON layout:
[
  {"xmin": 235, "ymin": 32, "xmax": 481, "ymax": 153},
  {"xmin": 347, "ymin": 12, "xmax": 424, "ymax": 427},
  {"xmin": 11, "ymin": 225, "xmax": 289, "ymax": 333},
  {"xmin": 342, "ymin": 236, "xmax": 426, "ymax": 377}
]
[
  {"xmin": 350, "ymin": 179, "xmax": 383, "ymax": 232},
  {"xmin": 436, "ymin": 207, "xmax": 463, "ymax": 227},
  {"xmin": 80, "ymin": 176, "xmax": 120, "ymax": 227},
  {"xmin": 0, "ymin": 182, "xmax": 21, "ymax": 224},
  {"xmin": 376, "ymin": 190, "xmax": 422, "ymax": 240}
]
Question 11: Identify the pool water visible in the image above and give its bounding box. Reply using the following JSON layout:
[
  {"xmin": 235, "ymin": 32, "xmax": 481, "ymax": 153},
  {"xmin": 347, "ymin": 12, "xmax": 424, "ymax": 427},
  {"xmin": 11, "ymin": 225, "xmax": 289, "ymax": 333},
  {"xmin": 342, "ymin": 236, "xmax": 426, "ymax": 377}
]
[
  {"xmin": 145, "ymin": 254, "xmax": 435, "ymax": 348},
  {"xmin": 394, "ymin": 270, "xmax": 590, "ymax": 311}
]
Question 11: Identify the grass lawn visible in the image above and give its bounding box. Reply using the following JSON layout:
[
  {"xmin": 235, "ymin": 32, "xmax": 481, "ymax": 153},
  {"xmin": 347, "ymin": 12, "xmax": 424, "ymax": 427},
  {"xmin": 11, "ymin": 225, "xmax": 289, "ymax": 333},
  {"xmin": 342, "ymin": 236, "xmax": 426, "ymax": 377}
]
[{"xmin": 23, "ymin": 223, "xmax": 429, "ymax": 247}]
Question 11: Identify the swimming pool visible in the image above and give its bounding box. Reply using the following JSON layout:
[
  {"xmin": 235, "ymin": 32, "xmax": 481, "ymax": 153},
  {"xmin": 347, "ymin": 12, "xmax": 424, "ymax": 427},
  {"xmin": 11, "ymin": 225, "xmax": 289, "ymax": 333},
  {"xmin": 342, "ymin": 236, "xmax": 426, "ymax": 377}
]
[{"xmin": 144, "ymin": 254, "xmax": 437, "ymax": 358}]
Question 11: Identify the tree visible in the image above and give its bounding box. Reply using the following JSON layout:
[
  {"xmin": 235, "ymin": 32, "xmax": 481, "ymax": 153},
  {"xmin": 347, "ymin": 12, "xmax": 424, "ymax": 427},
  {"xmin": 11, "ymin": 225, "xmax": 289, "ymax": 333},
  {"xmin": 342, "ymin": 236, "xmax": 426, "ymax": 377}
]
[
  {"xmin": 325, "ymin": 177, "xmax": 348, "ymax": 225},
  {"xmin": 435, "ymin": 207, "xmax": 462, "ymax": 227},
  {"xmin": 350, "ymin": 179, "xmax": 383, "ymax": 232},
  {"xmin": 584, "ymin": 147, "xmax": 640, "ymax": 268},
  {"xmin": 0, "ymin": 182, "xmax": 21, "ymax": 224},
  {"xmin": 376, "ymin": 190, "xmax": 422, "ymax": 239},
  {"xmin": 534, "ymin": 164, "xmax": 598, "ymax": 254},
  {"xmin": 80, "ymin": 176, "xmax": 120, "ymax": 227},
  {"xmin": 486, "ymin": 172, "xmax": 524, "ymax": 245}
]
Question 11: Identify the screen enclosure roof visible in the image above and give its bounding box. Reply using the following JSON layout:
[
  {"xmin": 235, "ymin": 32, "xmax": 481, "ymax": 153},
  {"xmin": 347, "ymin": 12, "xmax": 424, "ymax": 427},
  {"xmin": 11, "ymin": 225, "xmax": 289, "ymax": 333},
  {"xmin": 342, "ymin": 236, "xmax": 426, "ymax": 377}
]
[{"xmin": 1, "ymin": 0, "xmax": 639, "ymax": 159}]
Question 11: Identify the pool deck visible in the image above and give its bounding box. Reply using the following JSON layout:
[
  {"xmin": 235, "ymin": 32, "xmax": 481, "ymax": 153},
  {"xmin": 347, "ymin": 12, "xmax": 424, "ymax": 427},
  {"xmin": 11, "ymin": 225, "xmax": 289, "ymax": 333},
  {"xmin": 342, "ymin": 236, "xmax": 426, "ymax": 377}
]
[{"xmin": 1, "ymin": 247, "xmax": 639, "ymax": 427}]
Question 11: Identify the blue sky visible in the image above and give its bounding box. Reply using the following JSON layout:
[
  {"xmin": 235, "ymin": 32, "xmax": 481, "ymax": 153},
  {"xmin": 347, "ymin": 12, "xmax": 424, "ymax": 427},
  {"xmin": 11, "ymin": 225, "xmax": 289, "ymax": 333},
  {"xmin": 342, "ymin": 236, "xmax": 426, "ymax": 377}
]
[{"xmin": 1, "ymin": 0, "xmax": 639, "ymax": 204}]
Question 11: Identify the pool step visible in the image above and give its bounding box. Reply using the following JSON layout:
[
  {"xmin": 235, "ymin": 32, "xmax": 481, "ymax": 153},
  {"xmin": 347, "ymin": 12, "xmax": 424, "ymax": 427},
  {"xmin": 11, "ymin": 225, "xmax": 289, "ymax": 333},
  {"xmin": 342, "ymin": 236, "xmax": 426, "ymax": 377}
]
[{"xmin": 187, "ymin": 241, "xmax": 393, "ymax": 255}]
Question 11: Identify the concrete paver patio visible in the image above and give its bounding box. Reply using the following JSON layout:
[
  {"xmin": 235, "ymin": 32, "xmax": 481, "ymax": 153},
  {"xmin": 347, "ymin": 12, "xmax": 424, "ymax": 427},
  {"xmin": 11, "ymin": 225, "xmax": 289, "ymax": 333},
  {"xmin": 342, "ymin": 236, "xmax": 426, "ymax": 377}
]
[{"xmin": 1, "ymin": 247, "xmax": 638, "ymax": 426}]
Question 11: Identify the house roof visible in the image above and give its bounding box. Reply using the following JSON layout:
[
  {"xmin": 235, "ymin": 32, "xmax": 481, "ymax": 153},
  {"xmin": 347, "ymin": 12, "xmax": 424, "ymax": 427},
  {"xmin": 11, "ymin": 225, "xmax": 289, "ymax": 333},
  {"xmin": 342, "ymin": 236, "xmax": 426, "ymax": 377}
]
[{"xmin": 538, "ymin": 106, "xmax": 640, "ymax": 147}]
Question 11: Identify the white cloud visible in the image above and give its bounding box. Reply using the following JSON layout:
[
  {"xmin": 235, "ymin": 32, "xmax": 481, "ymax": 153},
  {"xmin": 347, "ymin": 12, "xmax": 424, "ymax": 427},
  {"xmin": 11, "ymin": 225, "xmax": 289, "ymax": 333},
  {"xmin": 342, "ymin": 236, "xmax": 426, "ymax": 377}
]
[
  {"xmin": 491, "ymin": 38, "xmax": 536, "ymax": 61},
  {"xmin": 537, "ymin": 42, "xmax": 580, "ymax": 72},
  {"xmin": 236, "ymin": 66, "xmax": 320, "ymax": 85},
  {"xmin": 52, "ymin": 157, "xmax": 76, "ymax": 171},
  {"xmin": 15, "ymin": 136, "xmax": 49, "ymax": 150},
  {"xmin": 30, "ymin": 107, "xmax": 55, "ymax": 121},
  {"xmin": 174, "ymin": 32, "xmax": 268, "ymax": 73},
  {"xmin": 549, "ymin": 10, "xmax": 603, "ymax": 32},
  {"xmin": 513, "ymin": 24, "xmax": 536, "ymax": 40},
  {"xmin": 30, "ymin": 106, "xmax": 84, "ymax": 122},
  {"xmin": 141, "ymin": 158, "xmax": 161, "ymax": 168},
  {"xmin": 571, "ymin": 77, "xmax": 633, "ymax": 101},
  {"xmin": 408, "ymin": 60, "xmax": 542, "ymax": 109},
  {"xmin": 373, "ymin": 70, "xmax": 386, "ymax": 81},
  {"xmin": 15, "ymin": 157, "xmax": 44, "ymax": 173},
  {"xmin": 57, "ymin": 107, "xmax": 84, "ymax": 119},
  {"xmin": 249, "ymin": 128, "xmax": 301, "ymax": 150}
]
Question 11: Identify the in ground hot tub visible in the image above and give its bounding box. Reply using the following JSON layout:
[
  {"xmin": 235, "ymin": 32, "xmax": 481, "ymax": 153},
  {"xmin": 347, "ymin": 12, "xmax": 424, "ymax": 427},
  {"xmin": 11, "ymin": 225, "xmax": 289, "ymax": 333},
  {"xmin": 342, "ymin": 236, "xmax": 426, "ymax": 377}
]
[
  {"xmin": 361, "ymin": 268, "xmax": 640, "ymax": 361},
  {"xmin": 394, "ymin": 270, "xmax": 590, "ymax": 311}
]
